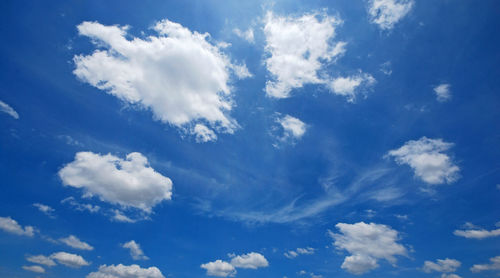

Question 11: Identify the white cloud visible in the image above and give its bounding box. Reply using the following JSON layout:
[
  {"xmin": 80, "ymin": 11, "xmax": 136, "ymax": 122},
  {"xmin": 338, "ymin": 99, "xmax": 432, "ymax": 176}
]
[
  {"xmin": 58, "ymin": 152, "xmax": 172, "ymax": 213},
  {"xmin": 122, "ymin": 240, "xmax": 149, "ymax": 260},
  {"xmin": 284, "ymin": 247, "xmax": 315, "ymax": 259},
  {"xmin": 60, "ymin": 235, "xmax": 94, "ymax": 250},
  {"xmin": 454, "ymin": 223, "xmax": 500, "ymax": 239},
  {"xmin": 233, "ymin": 28, "xmax": 254, "ymax": 43},
  {"xmin": 434, "ymin": 83, "xmax": 452, "ymax": 102},
  {"xmin": 193, "ymin": 124, "xmax": 218, "ymax": 143},
  {"xmin": 329, "ymin": 73, "xmax": 376, "ymax": 102},
  {"xmin": 386, "ymin": 137, "xmax": 460, "ymax": 185},
  {"xmin": 22, "ymin": 265, "xmax": 45, "ymax": 273},
  {"xmin": 380, "ymin": 61, "xmax": 392, "ymax": 75},
  {"xmin": 50, "ymin": 251, "xmax": 90, "ymax": 268},
  {"xmin": 62, "ymin": 196, "xmax": 101, "ymax": 213},
  {"xmin": 0, "ymin": 100, "xmax": 19, "ymax": 119},
  {"xmin": 74, "ymin": 20, "xmax": 245, "ymax": 140},
  {"xmin": 423, "ymin": 258, "xmax": 461, "ymax": 273},
  {"xmin": 87, "ymin": 264, "xmax": 164, "ymax": 278},
  {"xmin": 276, "ymin": 115, "xmax": 307, "ymax": 141},
  {"xmin": 329, "ymin": 222, "xmax": 407, "ymax": 275},
  {"xmin": 26, "ymin": 255, "xmax": 56, "ymax": 267},
  {"xmin": 201, "ymin": 260, "xmax": 236, "ymax": 277},
  {"xmin": 263, "ymin": 11, "xmax": 345, "ymax": 98},
  {"xmin": 0, "ymin": 216, "xmax": 35, "ymax": 237},
  {"xmin": 471, "ymin": 256, "xmax": 500, "ymax": 273},
  {"xmin": 441, "ymin": 274, "xmax": 462, "ymax": 278},
  {"xmin": 230, "ymin": 252, "xmax": 269, "ymax": 269},
  {"xmin": 112, "ymin": 209, "xmax": 137, "ymax": 223},
  {"xmin": 33, "ymin": 203, "xmax": 56, "ymax": 218},
  {"xmin": 367, "ymin": 0, "xmax": 414, "ymax": 30}
]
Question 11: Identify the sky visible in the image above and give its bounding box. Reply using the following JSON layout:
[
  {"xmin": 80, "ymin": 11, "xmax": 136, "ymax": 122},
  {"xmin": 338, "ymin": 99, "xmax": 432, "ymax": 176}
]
[{"xmin": 0, "ymin": 0, "xmax": 499, "ymax": 277}]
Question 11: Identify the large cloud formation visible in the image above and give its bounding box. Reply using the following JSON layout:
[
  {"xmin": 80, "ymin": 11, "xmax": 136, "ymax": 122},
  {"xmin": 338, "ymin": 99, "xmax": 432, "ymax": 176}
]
[
  {"xmin": 87, "ymin": 264, "xmax": 164, "ymax": 278},
  {"xmin": 74, "ymin": 19, "xmax": 248, "ymax": 141},
  {"xmin": 58, "ymin": 152, "xmax": 172, "ymax": 213},
  {"xmin": 387, "ymin": 137, "xmax": 460, "ymax": 185},
  {"xmin": 329, "ymin": 222, "xmax": 407, "ymax": 275}
]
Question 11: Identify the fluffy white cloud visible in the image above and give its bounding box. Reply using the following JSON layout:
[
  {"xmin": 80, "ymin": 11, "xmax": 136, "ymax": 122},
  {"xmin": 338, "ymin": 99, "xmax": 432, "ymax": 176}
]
[
  {"xmin": 0, "ymin": 100, "xmax": 19, "ymax": 119},
  {"xmin": 33, "ymin": 203, "xmax": 56, "ymax": 218},
  {"xmin": 74, "ymin": 20, "xmax": 245, "ymax": 140},
  {"xmin": 423, "ymin": 258, "xmax": 461, "ymax": 273},
  {"xmin": 60, "ymin": 235, "xmax": 94, "ymax": 250},
  {"xmin": 386, "ymin": 137, "xmax": 460, "ymax": 185},
  {"xmin": 329, "ymin": 222, "xmax": 407, "ymax": 275},
  {"xmin": 122, "ymin": 240, "xmax": 149, "ymax": 260},
  {"xmin": 367, "ymin": 0, "xmax": 414, "ymax": 30},
  {"xmin": 434, "ymin": 83, "xmax": 452, "ymax": 102},
  {"xmin": 230, "ymin": 252, "xmax": 269, "ymax": 269},
  {"xmin": 51, "ymin": 252, "xmax": 90, "ymax": 268},
  {"xmin": 58, "ymin": 152, "xmax": 172, "ymax": 213},
  {"xmin": 87, "ymin": 264, "xmax": 164, "ymax": 278},
  {"xmin": 329, "ymin": 73, "xmax": 375, "ymax": 102},
  {"xmin": 284, "ymin": 247, "xmax": 315, "ymax": 259},
  {"xmin": 201, "ymin": 260, "xmax": 236, "ymax": 277},
  {"xmin": 233, "ymin": 28, "xmax": 254, "ymax": 43},
  {"xmin": 454, "ymin": 224, "xmax": 500, "ymax": 239},
  {"xmin": 470, "ymin": 256, "xmax": 500, "ymax": 273},
  {"xmin": 193, "ymin": 124, "xmax": 218, "ymax": 143},
  {"xmin": 22, "ymin": 265, "xmax": 45, "ymax": 273},
  {"xmin": 276, "ymin": 115, "xmax": 307, "ymax": 141},
  {"xmin": 0, "ymin": 216, "xmax": 35, "ymax": 237},
  {"xmin": 26, "ymin": 255, "xmax": 56, "ymax": 267},
  {"xmin": 263, "ymin": 11, "xmax": 346, "ymax": 98}
]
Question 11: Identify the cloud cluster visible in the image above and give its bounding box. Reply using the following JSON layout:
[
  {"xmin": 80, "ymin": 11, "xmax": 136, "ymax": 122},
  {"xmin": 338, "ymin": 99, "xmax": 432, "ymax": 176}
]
[
  {"xmin": 58, "ymin": 152, "xmax": 172, "ymax": 214},
  {"xmin": 423, "ymin": 258, "xmax": 461, "ymax": 273},
  {"xmin": 329, "ymin": 222, "xmax": 407, "ymax": 275},
  {"xmin": 122, "ymin": 240, "xmax": 149, "ymax": 260},
  {"xmin": 367, "ymin": 0, "xmax": 414, "ymax": 30},
  {"xmin": 263, "ymin": 11, "xmax": 346, "ymax": 98},
  {"xmin": 0, "ymin": 216, "xmax": 35, "ymax": 237},
  {"xmin": 86, "ymin": 264, "xmax": 164, "ymax": 278},
  {"xmin": 284, "ymin": 247, "xmax": 315, "ymax": 259},
  {"xmin": 0, "ymin": 100, "xmax": 19, "ymax": 119},
  {"xmin": 74, "ymin": 19, "xmax": 247, "ymax": 140},
  {"xmin": 387, "ymin": 137, "xmax": 460, "ymax": 185},
  {"xmin": 201, "ymin": 252, "xmax": 268, "ymax": 277}
]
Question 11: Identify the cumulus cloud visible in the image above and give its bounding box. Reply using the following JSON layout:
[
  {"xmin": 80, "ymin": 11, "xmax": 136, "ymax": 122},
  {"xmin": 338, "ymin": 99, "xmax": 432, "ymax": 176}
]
[
  {"xmin": 0, "ymin": 216, "xmax": 35, "ymax": 237},
  {"xmin": 386, "ymin": 137, "xmax": 460, "ymax": 185},
  {"xmin": 263, "ymin": 11, "xmax": 346, "ymax": 98},
  {"xmin": 0, "ymin": 100, "xmax": 19, "ymax": 119},
  {"xmin": 470, "ymin": 256, "xmax": 500, "ymax": 273},
  {"xmin": 60, "ymin": 235, "xmax": 94, "ymax": 250},
  {"xmin": 329, "ymin": 73, "xmax": 376, "ymax": 102},
  {"xmin": 26, "ymin": 255, "xmax": 56, "ymax": 267},
  {"xmin": 58, "ymin": 152, "xmax": 172, "ymax": 214},
  {"xmin": 284, "ymin": 247, "xmax": 315, "ymax": 259},
  {"xmin": 423, "ymin": 258, "xmax": 461, "ymax": 273},
  {"xmin": 275, "ymin": 115, "xmax": 307, "ymax": 144},
  {"xmin": 454, "ymin": 223, "xmax": 500, "ymax": 239},
  {"xmin": 230, "ymin": 252, "xmax": 269, "ymax": 269},
  {"xmin": 201, "ymin": 260, "xmax": 236, "ymax": 277},
  {"xmin": 434, "ymin": 83, "xmax": 452, "ymax": 102},
  {"xmin": 367, "ymin": 0, "xmax": 414, "ymax": 30},
  {"xmin": 122, "ymin": 240, "xmax": 149, "ymax": 260},
  {"xmin": 233, "ymin": 28, "xmax": 254, "ymax": 43},
  {"xmin": 87, "ymin": 264, "xmax": 164, "ymax": 278},
  {"xmin": 33, "ymin": 203, "xmax": 56, "ymax": 218},
  {"xmin": 193, "ymin": 124, "xmax": 218, "ymax": 143},
  {"xmin": 329, "ymin": 222, "xmax": 407, "ymax": 275},
  {"xmin": 50, "ymin": 252, "xmax": 90, "ymax": 268},
  {"xmin": 22, "ymin": 265, "xmax": 45, "ymax": 273},
  {"xmin": 74, "ymin": 20, "xmax": 246, "ymax": 140}
]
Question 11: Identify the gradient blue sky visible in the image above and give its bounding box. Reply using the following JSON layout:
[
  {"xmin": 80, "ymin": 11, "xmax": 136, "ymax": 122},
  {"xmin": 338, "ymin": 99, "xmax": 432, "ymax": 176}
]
[{"xmin": 1, "ymin": 1, "xmax": 499, "ymax": 278}]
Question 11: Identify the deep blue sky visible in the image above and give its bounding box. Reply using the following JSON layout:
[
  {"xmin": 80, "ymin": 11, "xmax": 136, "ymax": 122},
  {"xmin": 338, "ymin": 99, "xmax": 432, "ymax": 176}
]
[{"xmin": 1, "ymin": 1, "xmax": 499, "ymax": 278}]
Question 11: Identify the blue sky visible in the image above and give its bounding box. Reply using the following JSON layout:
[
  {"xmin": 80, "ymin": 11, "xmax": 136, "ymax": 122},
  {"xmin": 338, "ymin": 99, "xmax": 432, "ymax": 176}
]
[{"xmin": 1, "ymin": 0, "xmax": 499, "ymax": 277}]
